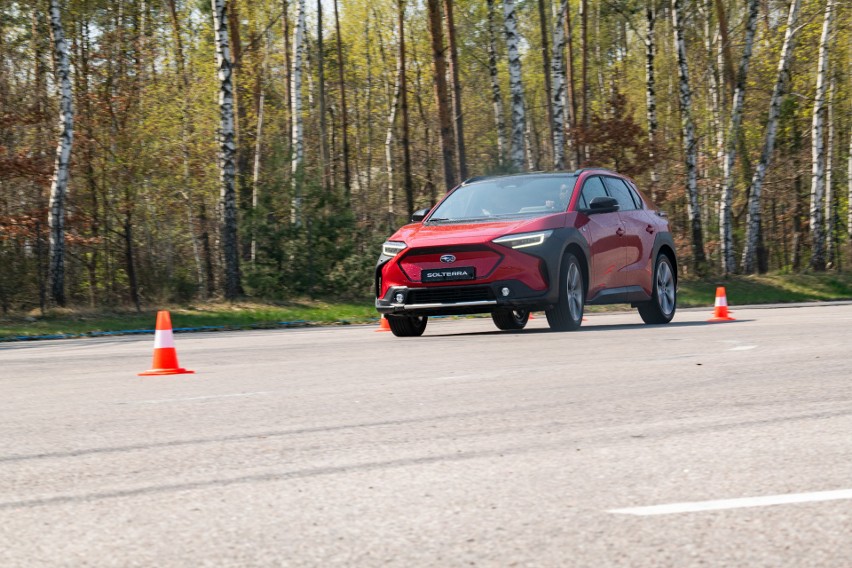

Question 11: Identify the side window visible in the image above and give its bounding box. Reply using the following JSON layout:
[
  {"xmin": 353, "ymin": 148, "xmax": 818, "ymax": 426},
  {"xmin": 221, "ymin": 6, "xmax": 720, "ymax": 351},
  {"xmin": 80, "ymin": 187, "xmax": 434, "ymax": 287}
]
[
  {"xmin": 603, "ymin": 177, "xmax": 637, "ymax": 211},
  {"xmin": 579, "ymin": 176, "xmax": 608, "ymax": 209},
  {"xmin": 625, "ymin": 182, "xmax": 645, "ymax": 209}
]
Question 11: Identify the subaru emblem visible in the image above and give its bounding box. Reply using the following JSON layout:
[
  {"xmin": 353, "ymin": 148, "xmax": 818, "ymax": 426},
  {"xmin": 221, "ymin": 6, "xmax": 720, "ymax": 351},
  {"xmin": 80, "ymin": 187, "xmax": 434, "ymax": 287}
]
[{"xmin": 440, "ymin": 254, "xmax": 456, "ymax": 263}]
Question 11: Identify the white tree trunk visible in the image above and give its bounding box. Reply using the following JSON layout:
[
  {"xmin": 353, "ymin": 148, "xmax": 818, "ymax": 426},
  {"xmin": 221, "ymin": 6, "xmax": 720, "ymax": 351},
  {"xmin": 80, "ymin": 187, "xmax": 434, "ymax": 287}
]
[
  {"xmin": 741, "ymin": 0, "xmax": 801, "ymax": 274},
  {"xmin": 720, "ymin": 0, "xmax": 758, "ymax": 275},
  {"xmin": 503, "ymin": 0, "xmax": 527, "ymax": 171},
  {"xmin": 671, "ymin": 0, "xmax": 705, "ymax": 270},
  {"xmin": 212, "ymin": 0, "xmax": 241, "ymax": 299},
  {"xmin": 809, "ymin": 0, "xmax": 834, "ymax": 271},
  {"xmin": 251, "ymin": 60, "xmax": 262, "ymax": 264},
  {"xmin": 290, "ymin": 0, "xmax": 306, "ymax": 227},
  {"xmin": 486, "ymin": 0, "xmax": 507, "ymax": 166},
  {"xmin": 704, "ymin": 0, "xmax": 724, "ymax": 241},
  {"xmin": 644, "ymin": 1, "xmax": 659, "ymax": 201},
  {"xmin": 848, "ymin": 126, "xmax": 852, "ymax": 255},
  {"xmin": 550, "ymin": 0, "xmax": 568, "ymax": 170},
  {"xmin": 386, "ymin": 58, "xmax": 402, "ymax": 228},
  {"xmin": 47, "ymin": 0, "xmax": 73, "ymax": 307},
  {"xmin": 824, "ymin": 71, "xmax": 836, "ymax": 267}
]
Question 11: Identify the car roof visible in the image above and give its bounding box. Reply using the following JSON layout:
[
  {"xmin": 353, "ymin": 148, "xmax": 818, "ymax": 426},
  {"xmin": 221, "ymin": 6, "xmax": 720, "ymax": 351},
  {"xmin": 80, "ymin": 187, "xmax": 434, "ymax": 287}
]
[{"xmin": 461, "ymin": 168, "xmax": 622, "ymax": 186}]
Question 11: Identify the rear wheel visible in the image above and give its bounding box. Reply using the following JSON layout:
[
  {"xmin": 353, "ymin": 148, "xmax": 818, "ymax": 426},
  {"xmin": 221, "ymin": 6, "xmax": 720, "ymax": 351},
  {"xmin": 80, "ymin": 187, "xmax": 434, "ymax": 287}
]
[
  {"xmin": 637, "ymin": 254, "xmax": 676, "ymax": 324},
  {"xmin": 387, "ymin": 315, "xmax": 428, "ymax": 337},
  {"xmin": 546, "ymin": 253, "xmax": 584, "ymax": 331},
  {"xmin": 491, "ymin": 309, "xmax": 530, "ymax": 330}
]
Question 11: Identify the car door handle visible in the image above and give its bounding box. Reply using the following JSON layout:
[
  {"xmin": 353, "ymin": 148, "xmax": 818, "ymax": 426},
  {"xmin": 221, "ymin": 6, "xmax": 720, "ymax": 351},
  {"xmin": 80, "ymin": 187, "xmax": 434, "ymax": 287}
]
[
  {"xmin": 616, "ymin": 227, "xmax": 625, "ymax": 237},
  {"xmin": 646, "ymin": 225, "xmax": 655, "ymax": 234}
]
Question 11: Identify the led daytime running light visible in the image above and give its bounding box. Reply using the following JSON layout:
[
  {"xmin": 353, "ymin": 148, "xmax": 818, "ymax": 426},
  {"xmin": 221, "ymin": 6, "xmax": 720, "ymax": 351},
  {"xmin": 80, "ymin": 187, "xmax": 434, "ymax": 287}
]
[
  {"xmin": 492, "ymin": 230, "xmax": 553, "ymax": 249},
  {"xmin": 382, "ymin": 241, "xmax": 407, "ymax": 257}
]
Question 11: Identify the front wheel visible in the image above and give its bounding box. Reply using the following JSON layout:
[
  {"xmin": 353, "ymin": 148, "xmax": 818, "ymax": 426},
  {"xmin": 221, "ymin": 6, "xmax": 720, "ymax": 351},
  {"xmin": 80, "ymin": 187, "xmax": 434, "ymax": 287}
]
[
  {"xmin": 546, "ymin": 253, "xmax": 584, "ymax": 331},
  {"xmin": 637, "ymin": 254, "xmax": 676, "ymax": 324},
  {"xmin": 491, "ymin": 309, "xmax": 530, "ymax": 330},
  {"xmin": 387, "ymin": 315, "xmax": 428, "ymax": 337}
]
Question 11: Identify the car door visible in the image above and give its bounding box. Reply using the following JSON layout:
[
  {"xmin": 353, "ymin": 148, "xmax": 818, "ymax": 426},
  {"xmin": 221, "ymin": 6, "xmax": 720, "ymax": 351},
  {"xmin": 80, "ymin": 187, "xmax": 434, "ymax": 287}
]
[
  {"xmin": 603, "ymin": 176, "xmax": 654, "ymax": 291},
  {"xmin": 576, "ymin": 176, "xmax": 625, "ymax": 299}
]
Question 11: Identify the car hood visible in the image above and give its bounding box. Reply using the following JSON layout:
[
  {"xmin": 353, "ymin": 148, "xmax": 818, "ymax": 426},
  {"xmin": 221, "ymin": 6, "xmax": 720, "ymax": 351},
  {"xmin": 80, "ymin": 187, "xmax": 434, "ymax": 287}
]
[{"xmin": 390, "ymin": 216, "xmax": 564, "ymax": 247}]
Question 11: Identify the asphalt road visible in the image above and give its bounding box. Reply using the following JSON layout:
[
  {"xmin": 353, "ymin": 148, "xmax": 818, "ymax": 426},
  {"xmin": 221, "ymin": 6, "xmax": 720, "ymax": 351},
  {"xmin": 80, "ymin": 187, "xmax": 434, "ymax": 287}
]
[{"xmin": 1, "ymin": 303, "xmax": 851, "ymax": 567}]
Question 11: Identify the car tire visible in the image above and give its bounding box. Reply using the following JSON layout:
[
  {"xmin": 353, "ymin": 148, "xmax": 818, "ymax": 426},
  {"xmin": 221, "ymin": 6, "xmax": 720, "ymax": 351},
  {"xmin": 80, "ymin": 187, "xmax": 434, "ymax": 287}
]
[
  {"xmin": 387, "ymin": 315, "xmax": 428, "ymax": 337},
  {"xmin": 491, "ymin": 309, "xmax": 530, "ymax": 330},
  {"xmin": 637, "ymin": 253, "xmax": 676, "ymax": 324},
  {"xmin": 546, "ymin": 252, "xmax": 584, "ymax": 332}
]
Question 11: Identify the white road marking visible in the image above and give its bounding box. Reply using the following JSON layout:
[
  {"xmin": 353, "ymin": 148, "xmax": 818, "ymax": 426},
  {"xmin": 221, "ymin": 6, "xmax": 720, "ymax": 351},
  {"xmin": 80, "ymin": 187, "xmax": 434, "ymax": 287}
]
[
  {"xmin": 729, "ymin": 345, "xmax": 757, "ymax": 351},
  {"xmin": 124, "ymin": 392, "xmax": 274, "ymax": 405},
  {"xmin": 608, "ymin": 488, "xmax": 852, "ymax": 516}
]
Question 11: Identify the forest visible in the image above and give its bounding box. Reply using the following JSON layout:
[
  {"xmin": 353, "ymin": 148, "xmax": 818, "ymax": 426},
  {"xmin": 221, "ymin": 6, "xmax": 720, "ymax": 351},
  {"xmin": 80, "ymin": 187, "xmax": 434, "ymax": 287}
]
[{"xmin": 0, "ymin": 0, "xmax": 849, "ymax": 312}]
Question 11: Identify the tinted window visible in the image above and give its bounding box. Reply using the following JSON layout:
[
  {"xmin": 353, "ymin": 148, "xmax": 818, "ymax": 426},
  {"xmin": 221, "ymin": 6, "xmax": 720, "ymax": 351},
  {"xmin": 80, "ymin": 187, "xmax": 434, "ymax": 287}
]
[
  {"xmin": 603, "ymin": 177, "xmax": 637, "ymax": 211},
  {"xmin": 626, "ymin": 183, "xmax": 645, "ymax": 209},
  {"xmin": 579, "ymin": 177, "xmax": 608, "ymax": 209}
]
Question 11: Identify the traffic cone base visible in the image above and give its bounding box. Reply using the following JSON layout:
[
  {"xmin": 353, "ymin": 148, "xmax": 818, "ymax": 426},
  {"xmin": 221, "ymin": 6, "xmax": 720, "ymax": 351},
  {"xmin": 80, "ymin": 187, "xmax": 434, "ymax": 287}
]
[
  {"xmin": 376, "ymin": 315, "xmax": 391, "ymax": 332},
  {"xmin": 707, "ymin": 286, "xmax": 735, "ymax": 322},
  {"xmin": 138, "ymin": 367, "xmax": 194, "ymax": 376},
  {"xmin": 138, "ymin": 311, "xmax": 195, "ymax": 375}
]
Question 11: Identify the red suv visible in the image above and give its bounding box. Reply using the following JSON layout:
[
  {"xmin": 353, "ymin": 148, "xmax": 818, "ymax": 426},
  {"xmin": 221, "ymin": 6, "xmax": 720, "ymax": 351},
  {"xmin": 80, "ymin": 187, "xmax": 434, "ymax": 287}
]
[{"xmin": 375, "ymin": 169, "xmax": 677, "ymax": 336}]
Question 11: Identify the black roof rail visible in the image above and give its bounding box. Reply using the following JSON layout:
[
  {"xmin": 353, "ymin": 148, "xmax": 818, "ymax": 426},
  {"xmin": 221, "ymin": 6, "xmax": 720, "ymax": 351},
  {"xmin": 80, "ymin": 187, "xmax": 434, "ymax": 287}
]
[
  {"xmin": 573, "ymin": 167, "xmax": 617, "ymax": 175},
  {"xmin": 461, "ymin": 175, "xmax": 496, "ymax": 185}
]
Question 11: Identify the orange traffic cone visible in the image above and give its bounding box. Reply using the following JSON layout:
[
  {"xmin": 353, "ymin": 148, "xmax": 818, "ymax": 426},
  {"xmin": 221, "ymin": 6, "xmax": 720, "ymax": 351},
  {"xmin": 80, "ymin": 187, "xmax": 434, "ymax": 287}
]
[
  {"xmin": 376, "ymin": 315, "xmax": 391, "ymax": 332},
  {"xmin": 707, "ymin": 287, "xmax": 735, "ymax": 322},
  {"xmin": 138, "ymin": 311, "xmax": 195, "ymax": 375}
]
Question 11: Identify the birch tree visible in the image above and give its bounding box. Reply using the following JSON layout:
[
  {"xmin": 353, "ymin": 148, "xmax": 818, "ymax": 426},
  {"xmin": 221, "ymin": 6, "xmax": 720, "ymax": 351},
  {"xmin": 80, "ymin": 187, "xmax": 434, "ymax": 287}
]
[
  {"xmin": 644, "ymin": 1, "xmax": 658, "ymax": 200},
  {"xmin": 564, "ymin": 0, "xmax": 578, "ymax": 169},
  {"xmin": 848, "ymin": 125, "xmax": 852, "ymax": 264},
  {"xmin": 291, "ymin": 0, "xmax": 306, "ymax": 226},
  {"xmin": 386, "ymin": 59, "xmax": 402, "ymax": 228},
  {"xmin": 824, "ymin": 72, "xmax": 836, "ymax": 268},
  {"xmin": 398, "ymin": 0, "xmax": 414, "ymax": 215},
  {"xmin": 486, "ymin": 0, "xmax": 507, "ymax": 166},
  {"xmin": 720, "ymin": 0, "xmax": 759, "ymax": 275},
  {"xmin": 212, "ymin": 0, "xmax": 241, "ymax": 299},
  {"xmin": 504, "ymin": 0, "xmax": 527, "ymax": 171},
  {"xmin": 551, "ymin": 0, "xmax": 568, "ymax": 170},
  {"xmin": 741, "ymin": 0, "xmax": 801, "ymax": 274},
  {"xmin": 671, "ymin": 0, "xmax": 706, "ymax": 272},
  {"xmin": 537, "ymin": 0, "xmax": 553, "ymax": 159},
  {"xmin": 427, "ymin": 0, "xmax": 457, "ymax": 189},
  {"xmin": 333, "ymin": 0, "xmax": 351, "ymax": 203},
  {"xmin": 47, "ymin": 0, "xmax": 73, "ymax": 307},
  {"xmin": 316, "ymin": 0, "xmax": 330, "ymax": 192},
  {"xmin": 443, "ymin": 0, "xmax": 467, "ymax": 180},
  {"xmin": 808, "ymin": 0, "xmax": 834, "ymax": 271}
]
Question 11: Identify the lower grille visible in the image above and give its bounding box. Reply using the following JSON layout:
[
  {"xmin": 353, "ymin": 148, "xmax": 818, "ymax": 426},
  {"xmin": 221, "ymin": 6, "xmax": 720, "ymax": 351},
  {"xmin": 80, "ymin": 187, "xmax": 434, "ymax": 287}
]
[{"xmin": 408, "ymin": 286, "xmax": 495, "ymax": 304}]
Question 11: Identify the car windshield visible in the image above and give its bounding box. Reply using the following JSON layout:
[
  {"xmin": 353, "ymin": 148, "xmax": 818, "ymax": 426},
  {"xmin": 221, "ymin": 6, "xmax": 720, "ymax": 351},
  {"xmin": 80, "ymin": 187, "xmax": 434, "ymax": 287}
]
[{"xmin": 427, "ymin": 175, "xmax": 577, "ymax": 223}]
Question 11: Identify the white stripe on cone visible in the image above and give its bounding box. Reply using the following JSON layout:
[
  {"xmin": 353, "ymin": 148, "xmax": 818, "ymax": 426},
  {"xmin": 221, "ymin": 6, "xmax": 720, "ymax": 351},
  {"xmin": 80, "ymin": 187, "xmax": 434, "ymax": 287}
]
[
  {"xmin": 153, "ymin": 329, "xmax": 175, "ymax": 349},
  {"xmin": 715, "ymin": 295, "xmax": 728, "ymax": 307}
]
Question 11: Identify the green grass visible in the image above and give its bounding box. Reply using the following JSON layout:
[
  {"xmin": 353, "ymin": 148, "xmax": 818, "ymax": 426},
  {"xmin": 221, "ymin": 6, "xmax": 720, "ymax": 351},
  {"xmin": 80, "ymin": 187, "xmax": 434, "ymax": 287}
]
[
  {"xmin": 677, "ymin": 272, "xmax": 852, "ymax": 308},
  {"xmin": 3, "ymin": 272, "xmax": 852, "ymax": 340},
  {"xmin": 0, "ymin": 301, "xmax": 378, "ymax": 340}
]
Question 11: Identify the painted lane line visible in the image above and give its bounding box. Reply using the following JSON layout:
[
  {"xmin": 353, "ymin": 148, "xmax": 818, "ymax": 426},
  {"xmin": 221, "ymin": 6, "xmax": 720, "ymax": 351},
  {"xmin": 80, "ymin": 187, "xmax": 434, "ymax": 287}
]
[
  {"xmin": 124, "ymin": 391, "xmax": 274, "ymax": 405},
  {"xmin": 729, "ymin": 345, "xmax": 757, "ymax": 351},
  {"xmin": 608, "ymin": 488, "xmax": 852, "ymax": 516}
]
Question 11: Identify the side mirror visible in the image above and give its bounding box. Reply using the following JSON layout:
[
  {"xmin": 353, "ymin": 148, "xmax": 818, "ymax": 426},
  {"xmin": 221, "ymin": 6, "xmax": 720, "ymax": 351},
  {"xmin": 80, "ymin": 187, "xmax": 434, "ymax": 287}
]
[
  {"xmin": 411, "ymin": 207, "xmax": 431, "ymax": 222},
  {"xmin": 587, "ymin": 196, "xmax": 619, "ymax": 214}
]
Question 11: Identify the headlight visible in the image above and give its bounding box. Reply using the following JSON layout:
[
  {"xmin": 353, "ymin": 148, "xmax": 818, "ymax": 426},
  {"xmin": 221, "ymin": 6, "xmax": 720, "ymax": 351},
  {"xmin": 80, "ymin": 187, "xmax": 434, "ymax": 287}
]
[
  {"xmin": 492, "ymin": 230, "xmax": 553, "ymax": 249},
  {"xmin": 382, "ymin": 241, "xmax": 407, "ymax": 257}
]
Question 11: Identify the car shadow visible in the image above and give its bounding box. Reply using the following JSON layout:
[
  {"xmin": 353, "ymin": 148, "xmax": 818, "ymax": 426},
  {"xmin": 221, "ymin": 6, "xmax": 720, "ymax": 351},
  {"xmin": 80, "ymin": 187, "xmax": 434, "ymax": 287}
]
[{"xmin": 426, "ymin": 318, "xmax": 751, "ymax": 337}]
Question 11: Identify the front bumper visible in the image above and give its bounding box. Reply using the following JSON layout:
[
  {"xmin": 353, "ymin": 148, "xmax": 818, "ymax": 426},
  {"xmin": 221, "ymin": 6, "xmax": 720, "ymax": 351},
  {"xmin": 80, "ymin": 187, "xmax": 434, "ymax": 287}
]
[{"xmin": 375, "ymin": 280, "xmax": 557, "ymax": 316}]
